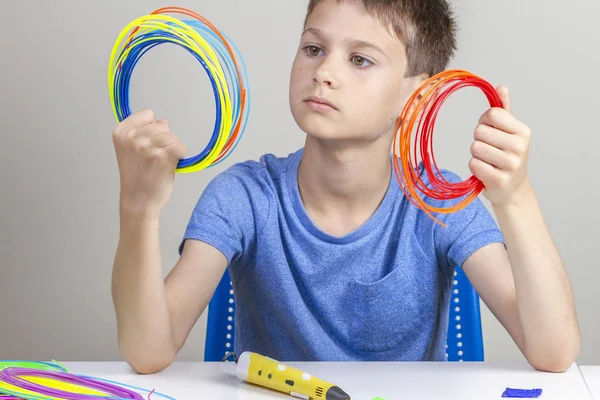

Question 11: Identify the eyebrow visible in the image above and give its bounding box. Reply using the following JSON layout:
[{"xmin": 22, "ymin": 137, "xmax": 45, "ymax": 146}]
[{"xmin": 302, "ymin": 27, "xmax": 389, "ymax": 58}]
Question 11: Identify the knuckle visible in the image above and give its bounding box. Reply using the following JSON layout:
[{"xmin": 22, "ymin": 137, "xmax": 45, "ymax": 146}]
[
  {"xmin": 112, "ymin": 121, "xmax": 129, "ymax": 140},
  {"xmin": 138, "ymin": 108, "xmax": 155, "ymax": 121},
  {"xmin": 112, "ymin": 129, "xmax": 120, "ymax": 144},
  {"xmin": 155, "ymin": 150, "xmax": 170, "ymax": 165},
  {"xmin": 514, "ymin": 141, "xmax": 527, "ymax": 155},
  {"xmin": 474, "ymin": 124, "xmax": 485, "ymax": 138},
  {"xmin": 489, "ymin": 108, "xmax": 502, "ymax": 120},
  {"xmin": 135, "ymin": 136, "xmax": 151, "ymax": 152},
  {"xmin": 152, "ymin": 148, "xmax": 164, "ymax": 159},
  {"xmin": 147, "ymin": 147, "xmax": 163, "ymax": 161},
  {"xmin": 508, "ymin": 156, "xmax": 520, "ymax": 171},
  {"xmin": 169, "ymin": 135, "xmax": 184, "ymax": 151},
  {"xmin": 166, "ymin": 132, "xmax": 177, "ymax": 143},
  {"xmin": 175, "ymin": 146, "xmax": 187, "ymax": 160},
  {"xmin": 112, "ymin": 125, "xmax": 122, "ymax": 139},
  {"xmin": 126, "ymin": 127, "xmax": 138, "ymax": 140},
  {"xmin": 468, "ymin": 157, "xmax": 478, "ymax": 170}
]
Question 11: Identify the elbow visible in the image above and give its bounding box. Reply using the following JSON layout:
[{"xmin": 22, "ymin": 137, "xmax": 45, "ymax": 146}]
[
  {"xmin": 119, "ymin": 341, "xmax": 177, "ymax": 375},
  {"xmin": 528, "ymin": 356, "xmax": 575, "ymax": 373},
  {"xmin": 127, "ymin": 351, "xmax": 176, "ymax": 375},
  {"xmin": 525, "ymin": 333, "xmax": 581, "ymax": 373}
]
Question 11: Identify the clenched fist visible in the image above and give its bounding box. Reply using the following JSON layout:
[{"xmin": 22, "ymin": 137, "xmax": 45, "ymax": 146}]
[{"xmin": 112, "ymin": 109, "xmax": 187, "ymax": 217}]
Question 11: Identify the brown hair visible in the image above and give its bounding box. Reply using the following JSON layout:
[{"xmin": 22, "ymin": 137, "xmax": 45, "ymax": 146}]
[{"xmin": 305, "ymin": 0, "xmax": 458, "ymax": 77}]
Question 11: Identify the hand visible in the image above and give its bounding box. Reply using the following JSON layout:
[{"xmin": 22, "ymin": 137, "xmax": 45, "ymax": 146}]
[
  {"xmin": 112, "ymin": 109, "xmax": 187, "ymax": 217},
  {"xmin": 468, "ymin": 85, "xmax": 533, "ymax": 207}
]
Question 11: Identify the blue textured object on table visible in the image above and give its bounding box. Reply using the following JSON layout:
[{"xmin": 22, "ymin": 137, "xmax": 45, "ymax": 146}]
[{"xmin": 501, "ymin": 387, "xmax": 543, "ymax": 398}]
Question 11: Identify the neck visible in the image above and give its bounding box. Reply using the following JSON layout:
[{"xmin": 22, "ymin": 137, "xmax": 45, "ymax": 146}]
[{"xmin": 297, "ymin": 135, "xmax": 393, "ymax": 216}]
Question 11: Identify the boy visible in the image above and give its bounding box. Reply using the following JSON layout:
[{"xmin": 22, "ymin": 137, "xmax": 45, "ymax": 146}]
[{"xmin": 110, "ymin": 0, "xmax": 580, "ymax": 374}]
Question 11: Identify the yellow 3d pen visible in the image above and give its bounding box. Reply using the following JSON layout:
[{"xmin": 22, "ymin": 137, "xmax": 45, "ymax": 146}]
[{"xmin": 221, "ymin": 351, "xmax": 351, "ymax": 400}]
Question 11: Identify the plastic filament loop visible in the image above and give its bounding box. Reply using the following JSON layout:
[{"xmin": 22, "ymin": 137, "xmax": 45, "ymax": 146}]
[
  {"xmin": 0, "ymin": 361, "xmax": 66, "ymax": 400},
  {"xmin": 392, "ymin": 69, "xmax": 503, "ymax": 227},
  {"xmin": 108, "ymin": 6, "xmax": 250, "ymax": 173},
  {"xmin": 0, "ymin": 361, "xmax": 175, "ymax": 400}
]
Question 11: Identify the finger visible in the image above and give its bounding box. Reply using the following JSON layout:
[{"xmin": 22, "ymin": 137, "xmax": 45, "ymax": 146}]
[
  {"xmin": 150, "ymin": 134, "xmax": 187, "ymax": 159},
  {"xmin": 475, "ymin": 124, "xmax": 528, "ymax": 156},
  {"xmin": 171, "ymin": 142, "xmax": 187, "ymax": 160},
  {"xmin": 468, "ymin": 156, "xmax": 499, "ymax": 183},
  {"xmin": 479, "ymin": 107, "xmax": 525, "ymax": 136},
  {"xmin": 496, "ymin": 85, "xmax": 511, "ymax": 113},
  {"xmin": 134, "ymin": 121, "xmax": 171, "ymax": 138},
  {"xmin": 149, "ymin": 132, "xmax": 179, "ymax": 148},
  {"xmin": 474, "ymin": 123, "xmax": 513, "ymax": 151},
  {"xmin": 115, "ymin": 109, "xmax": 155, "ymax": 136},
  {"xmin": 470, "ymin": 140, "xmax": 514, "ymax": 170},
  {"xmin": 165, "ymin": 141, "xmax": 187, "ymax": 160}
]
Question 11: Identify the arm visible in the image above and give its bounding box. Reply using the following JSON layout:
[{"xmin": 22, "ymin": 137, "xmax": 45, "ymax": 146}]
[
  {"xmin": 462, "ymin": 86, "xmax": 580, "ymax": 372},
  {"xmin": 111, "ymin": 109, "xmax": 228, "ymax": 374},
  {"xmin": 112, "ymin": 214, "xmax": 227, "ymax": 374},
  {"xmin": 463, "ymin": 212, "xmax": 580, "ymax": 372},
  {"xmin": 112, "ymin": 212, "xmax": 174, "ymax": 374}
]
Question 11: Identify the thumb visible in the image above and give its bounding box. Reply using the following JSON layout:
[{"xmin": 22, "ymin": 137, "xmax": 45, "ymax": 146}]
[
  {"xmin": 496, "ymin": 85, "xmax": 511, "ymax": 113},
  {"xmin": 156, "ymin": 119, "xmax": 169, "ymax": 125}
]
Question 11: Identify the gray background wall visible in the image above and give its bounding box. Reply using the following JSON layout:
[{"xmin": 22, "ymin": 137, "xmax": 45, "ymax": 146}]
[{"xmin": 1, "ymin": 0, "xmax": 598, "ymax": 365}]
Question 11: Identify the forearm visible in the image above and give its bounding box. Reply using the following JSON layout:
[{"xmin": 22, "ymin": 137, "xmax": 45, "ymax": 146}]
[
  {"xmin": 493, "ymin": 181, "xmax": 580, "ymax": 371},
  {"xmin": 111, "ymin": 209, "xmax": 176, "ymax": 373}
]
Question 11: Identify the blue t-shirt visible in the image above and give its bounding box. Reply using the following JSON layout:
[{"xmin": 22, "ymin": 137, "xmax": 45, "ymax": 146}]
[{"xmin": 179, "ymin": 148, "xmax": 504, "ymax": 361}]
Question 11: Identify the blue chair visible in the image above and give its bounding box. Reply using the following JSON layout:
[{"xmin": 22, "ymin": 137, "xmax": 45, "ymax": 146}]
[
  {"xmin": 204, "ymin": 266, "xmax": 483, "ymax": 362},
  {"xmin": 446, "ymin": 266, "xmax": 484, "ymax": 362},
  {"xmin": 204, "ymin": 270, "xmax": 236, "ymax": 361}
]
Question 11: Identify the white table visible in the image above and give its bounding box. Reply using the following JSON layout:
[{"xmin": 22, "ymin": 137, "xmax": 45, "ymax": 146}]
[
  {"xmin": 55, "ymin": 361, "xmax": 592, "ymax": 400},
  {"xmin": 580, "ymin": 366, "xmax": 600, "ymax": 399}
]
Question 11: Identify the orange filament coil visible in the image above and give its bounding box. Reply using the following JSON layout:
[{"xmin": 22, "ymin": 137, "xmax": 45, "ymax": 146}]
[{"xmin": 392, "ymin": 69, "xmax": 503, "ymax": 227}]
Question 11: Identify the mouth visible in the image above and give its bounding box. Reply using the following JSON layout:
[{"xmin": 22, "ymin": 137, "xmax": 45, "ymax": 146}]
[{"xmin": 303, "ymin": 95, "xmax": 338, "ymax": 112}]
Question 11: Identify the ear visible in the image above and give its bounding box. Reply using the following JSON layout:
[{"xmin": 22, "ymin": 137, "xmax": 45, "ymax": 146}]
[
  {"xmin": 409, "ymin": 72, "xmax": 430, "ymax": 91},
  {"xmin": 395, "ymin": 72, "xmax": 430, "ymax": 122}
]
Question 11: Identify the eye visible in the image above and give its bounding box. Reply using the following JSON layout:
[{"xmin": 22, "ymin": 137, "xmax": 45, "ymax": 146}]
[
  {"xmin": 351, "ymin": 55, "xmax": 373, "ymax": 68},
  {"xmin": 305, "ymin": 45, "xmax": 323, "ymax": 57}
]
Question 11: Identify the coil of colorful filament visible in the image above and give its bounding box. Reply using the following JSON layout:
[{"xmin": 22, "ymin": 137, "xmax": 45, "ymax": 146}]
[
  {"xmin": 392, "ymin": 69, "xmax": 503, "ymax": 227},
  {"xmin": 108, "ymin": 6, "xmax": 250, "ymax": 173},
  {"xmin": 0, "ymin": 366, "xmax": 176, "ymax": 400},
  {"xmin": 0, "ymin": 361, "xmax": 66, "ymax": 400}
]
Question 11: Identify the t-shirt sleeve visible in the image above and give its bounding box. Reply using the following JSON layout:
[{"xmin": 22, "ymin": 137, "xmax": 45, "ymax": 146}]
[
  {"xmin": 418, "ymin": 167, "xmax": 505, "ymax": 273},
  {"xmin": 178, "ymin": 165, "xmax": 268, "ymax": 264}
]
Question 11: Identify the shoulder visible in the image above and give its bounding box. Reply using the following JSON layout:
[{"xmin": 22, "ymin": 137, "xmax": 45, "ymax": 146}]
[
  {"xmin": 393, "ymin": 162, "xmax": 504, "ymax": 269},
  {"xmin": 197, "ymin": 148, "xmax": 304, "ymax": 218},
  {"xmin": 206, "ymin": 148, "xmax": 300, "ymax": 195}
]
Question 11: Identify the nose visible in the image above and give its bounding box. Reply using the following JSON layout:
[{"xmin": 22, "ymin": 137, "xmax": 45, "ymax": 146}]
[{"xmin": 313, "ymin": 56, "xmax": 338, "ymax": 88}]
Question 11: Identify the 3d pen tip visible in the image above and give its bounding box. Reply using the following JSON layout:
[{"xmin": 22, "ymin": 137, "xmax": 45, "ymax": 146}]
[{"xmin": 326, "ymin": 385, "xmax": 351, "ymax": 400}]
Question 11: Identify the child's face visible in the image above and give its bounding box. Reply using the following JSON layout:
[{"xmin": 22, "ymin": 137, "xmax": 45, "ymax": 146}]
[{"xmin": 289, "ymin": 0, "xmax": 423, "ymax": 143}]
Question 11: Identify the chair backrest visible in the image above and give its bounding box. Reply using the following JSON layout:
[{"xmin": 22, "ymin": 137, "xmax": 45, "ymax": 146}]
[
  {"xmin": 446, "ymin": 266, "xmax": 484, "ymax": 362},
  {"xmin": 204, "ymin": 267, "xmax": 483, "ymax": 362},
  {"xmin": 204, "ymin": 270, "xmax": 236, "ymax": 362}
]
